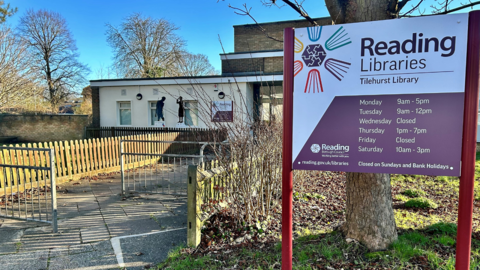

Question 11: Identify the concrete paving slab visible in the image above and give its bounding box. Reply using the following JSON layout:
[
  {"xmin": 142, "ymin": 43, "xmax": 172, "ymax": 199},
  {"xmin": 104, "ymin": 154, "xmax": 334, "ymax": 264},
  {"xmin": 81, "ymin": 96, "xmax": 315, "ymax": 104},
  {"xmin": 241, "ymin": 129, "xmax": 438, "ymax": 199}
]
[
  {"xmin": 77, "ymin": 203, "xmax": 100, "ymax": 212},
  {"xmin": 118, "ymin": 228, "xmax": 187, "ymax": 269},
  {"xmin": 48, "ymin": 246, "xmax": 69, "ymax": 258},
  {"xmin": 122, "ymin": 204, "xmax": 167, "ymax": 217},
  {"xmin": 48, "ymin": 253, "xmax": 118, "ymax": 270},
  {"xmin": 68, "ymin": 244, "xmax": 94, "ymax": 255},
  {"xmin": 106, "ymin": 217, "xmax": 162, "ymax": 238},
  {"xmin": 0, "ymin": 250, "xmax": 49, "ymax": 270},
  {"xmin": 90, "ymin": 240, "xmax": 115, "ymax": 256},
  {"xmin": 0, "ymin": 218, "xmax": 46, "ymax": 230},
  {"xmin": 19, "ymin": 228, "xmax": 81, "ymax": 252},
  {"xmin": 58, "ymin": 214, "xmax": 104, "ymax": 229},
  {"xmin": 0, "ymin": 229, "xmax": 24, "ymax": 254},
  {"xmin": 154, "ymin": 214, "xmax": 187, "ymax": 230},
  {"xmin": 80, "ymin": 225, "xmax": 110, "ymax": 243}
]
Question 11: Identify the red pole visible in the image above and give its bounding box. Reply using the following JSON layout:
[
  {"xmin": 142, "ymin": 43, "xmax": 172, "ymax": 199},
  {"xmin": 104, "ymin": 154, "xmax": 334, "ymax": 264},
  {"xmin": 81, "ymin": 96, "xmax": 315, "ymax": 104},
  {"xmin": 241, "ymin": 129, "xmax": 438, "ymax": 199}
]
[
  {"xmin": 282, "ymin": 27, "xmax": 294, "ymax": 270},
  {"xmin": 456, "ymin": 10, "xmax": 480, "ymax": 270}
]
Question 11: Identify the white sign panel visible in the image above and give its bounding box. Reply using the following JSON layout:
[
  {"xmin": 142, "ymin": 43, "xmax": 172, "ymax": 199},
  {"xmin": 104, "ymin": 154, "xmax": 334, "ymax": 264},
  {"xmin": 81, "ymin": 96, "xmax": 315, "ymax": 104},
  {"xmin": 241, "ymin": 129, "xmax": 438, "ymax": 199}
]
[{"xmin": 293, "ymin": 13, "xmax": 469, "ymax": 176}]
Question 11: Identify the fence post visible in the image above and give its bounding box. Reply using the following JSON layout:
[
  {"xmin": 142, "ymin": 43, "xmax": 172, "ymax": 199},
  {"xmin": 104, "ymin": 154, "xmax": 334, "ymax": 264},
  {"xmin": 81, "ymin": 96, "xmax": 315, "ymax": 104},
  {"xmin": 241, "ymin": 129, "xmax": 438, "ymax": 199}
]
[
  {"xmin": 120, "ymin": 140, "xmax": 125, "ymax": 194},
  {"xmin": 187, "ymin": 164, "xmax": 202, "ymax": 247},
  {"xmin": 50, "ymin": 149, "xmax": 58, "ymax": 233}
]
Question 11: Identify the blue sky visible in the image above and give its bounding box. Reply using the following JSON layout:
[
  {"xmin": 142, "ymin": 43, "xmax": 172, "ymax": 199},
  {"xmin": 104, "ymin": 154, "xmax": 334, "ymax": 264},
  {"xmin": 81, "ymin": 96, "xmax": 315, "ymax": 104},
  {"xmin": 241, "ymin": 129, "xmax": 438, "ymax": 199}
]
[
  {"xmin": 5, "ymin": 0, "xmax": 477, "ymax": 82},
  {"xmin": 6, "ymin": 0, "xmax": 328, "ymax": 81}
]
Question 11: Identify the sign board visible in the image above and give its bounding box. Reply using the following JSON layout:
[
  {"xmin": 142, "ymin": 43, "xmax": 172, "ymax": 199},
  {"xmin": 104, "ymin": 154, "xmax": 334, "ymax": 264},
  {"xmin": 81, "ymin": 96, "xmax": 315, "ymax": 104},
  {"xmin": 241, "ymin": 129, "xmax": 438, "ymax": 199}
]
[
  {"xmin": 212, "ymin": 101, "xmax": 233, "ymax": 122},
  {"xmin": 292, "ymin": 13, "xmax": 469, "ymax": 176}
]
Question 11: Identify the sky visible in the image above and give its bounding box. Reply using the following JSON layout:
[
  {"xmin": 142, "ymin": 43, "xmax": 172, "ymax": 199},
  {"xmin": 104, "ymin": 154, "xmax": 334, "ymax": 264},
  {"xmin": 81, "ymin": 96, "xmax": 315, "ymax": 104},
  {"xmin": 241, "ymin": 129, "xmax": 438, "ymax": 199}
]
[
  {"xmin": 5, "ymin": 0, "xmax": 328, "ymax": 81},
  {"xmin": 5, "ymin": 0, "xmax": 478, "ymax": 82}
]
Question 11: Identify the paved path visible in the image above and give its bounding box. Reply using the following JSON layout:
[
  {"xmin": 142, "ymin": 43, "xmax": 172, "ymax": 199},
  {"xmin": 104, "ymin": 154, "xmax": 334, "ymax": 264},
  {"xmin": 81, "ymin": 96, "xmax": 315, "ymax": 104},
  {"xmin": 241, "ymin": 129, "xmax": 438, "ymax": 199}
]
[{"xmin": 0, "ymin": 173, "xmax": 187, "ymax": 269}]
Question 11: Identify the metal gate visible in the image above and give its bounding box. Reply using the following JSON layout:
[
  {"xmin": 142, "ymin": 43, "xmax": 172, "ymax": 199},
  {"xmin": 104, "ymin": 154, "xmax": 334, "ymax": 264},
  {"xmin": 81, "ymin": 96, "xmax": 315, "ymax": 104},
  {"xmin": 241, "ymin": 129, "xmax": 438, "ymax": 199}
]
[
  {"xmin": 0, "ymin": 146, "xmax": 58, "ymax": 232},
  {"xmin": 120, "ymin": 140, "xmax": 217, "ymax": 195}
]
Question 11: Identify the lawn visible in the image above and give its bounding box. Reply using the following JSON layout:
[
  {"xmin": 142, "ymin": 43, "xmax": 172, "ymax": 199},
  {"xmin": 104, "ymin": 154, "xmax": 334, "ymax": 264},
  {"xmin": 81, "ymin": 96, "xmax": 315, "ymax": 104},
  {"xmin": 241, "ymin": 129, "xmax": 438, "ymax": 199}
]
[{"xmin": 156, "ymin": 159, "xmax": 480, "ymax": 269}]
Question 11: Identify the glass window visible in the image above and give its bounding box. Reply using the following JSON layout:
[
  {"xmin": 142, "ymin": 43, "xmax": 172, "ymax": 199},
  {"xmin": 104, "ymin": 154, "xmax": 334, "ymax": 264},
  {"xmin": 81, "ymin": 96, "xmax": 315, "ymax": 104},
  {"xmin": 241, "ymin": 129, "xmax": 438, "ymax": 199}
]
[
  {"xmin": 150, "ymin": 101, "xmax": 156, "ymax": 125},
  {"xmin": 184, "ymin": 101, "xmax": 198, "ymax": 126},
  {"xmin": 118, "ymin": 102, "xmax": 131, "ymax": 125}
]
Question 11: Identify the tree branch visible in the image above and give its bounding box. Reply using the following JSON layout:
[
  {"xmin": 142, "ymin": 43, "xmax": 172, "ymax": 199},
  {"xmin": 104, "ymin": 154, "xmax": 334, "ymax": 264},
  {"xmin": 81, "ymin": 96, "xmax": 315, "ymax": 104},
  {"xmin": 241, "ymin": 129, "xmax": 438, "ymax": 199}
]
[
  {"xmin": 228, "ymin": 4, "xmax": 283, "ymax": 42},
  {"xmin": 402, "ymin": 0, "xmax": 480, "ymax": 16},
  {"xmin": 280, "ymin": 0, "xmax": 318, "ymax": 26}
]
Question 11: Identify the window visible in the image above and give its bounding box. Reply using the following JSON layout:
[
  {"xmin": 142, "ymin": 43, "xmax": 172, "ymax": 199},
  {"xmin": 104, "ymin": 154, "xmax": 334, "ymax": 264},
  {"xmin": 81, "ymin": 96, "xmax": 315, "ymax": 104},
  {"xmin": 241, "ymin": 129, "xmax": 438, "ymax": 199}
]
[
  {"xmin": 118, "ymin": 102, "xmax": 131, "ymax": 125},
  {"xmin": 121, "ymin": 89, "xmax": 126, "ymax": 96},
  {"xmin": 149, "ymin": 101, "xmax": 157, "ymax": 125},
  {"xmin": 184, "ymin": 101, "xmax": 198, "ymax": 126}
]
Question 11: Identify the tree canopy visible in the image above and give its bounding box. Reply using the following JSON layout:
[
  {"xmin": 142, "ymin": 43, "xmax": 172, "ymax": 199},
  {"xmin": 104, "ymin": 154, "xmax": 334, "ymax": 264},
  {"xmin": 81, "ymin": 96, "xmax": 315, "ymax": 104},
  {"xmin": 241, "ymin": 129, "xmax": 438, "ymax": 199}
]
[
  {"xmin": 106, "ymin": 13, "xmax": 185, "ymax": 78},
  {"xmin": 0, "ymin": 1, "xmax": 16, "ymax": 24},
  {"xmin": 18, "ymin": 9, "xmax": 89, "ymax": 110}
]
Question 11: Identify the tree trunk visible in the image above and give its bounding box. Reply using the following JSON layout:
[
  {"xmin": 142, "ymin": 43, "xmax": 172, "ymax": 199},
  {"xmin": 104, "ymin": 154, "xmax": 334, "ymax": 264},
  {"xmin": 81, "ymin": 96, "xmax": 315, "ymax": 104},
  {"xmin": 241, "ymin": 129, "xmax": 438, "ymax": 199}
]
[
  {"xmin": 342, "ymin": 173, "xmax": 397, "ymax": 250},
  {"xmin": 324, "ymin": 0, "xmax": 399, "ymax": 250}
]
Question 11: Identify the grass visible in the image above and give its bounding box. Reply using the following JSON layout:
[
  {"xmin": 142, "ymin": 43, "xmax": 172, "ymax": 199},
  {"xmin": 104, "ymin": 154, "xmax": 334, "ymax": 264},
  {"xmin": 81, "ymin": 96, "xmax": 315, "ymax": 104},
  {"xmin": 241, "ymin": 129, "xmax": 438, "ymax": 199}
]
[
  {"xmin": 156, "ymin": 158, "xmax": 480, "ymax": 269},
  {"xmin": 402, "ymin": 189, "xmax": 426, "ymax": 198},
  {"xmin": 157, "ymin": 226, "xmax": 480, "ymax": 269},
  {"xmin": 404, "ymin": 197, "xmax": 438, "ymax": 209}
]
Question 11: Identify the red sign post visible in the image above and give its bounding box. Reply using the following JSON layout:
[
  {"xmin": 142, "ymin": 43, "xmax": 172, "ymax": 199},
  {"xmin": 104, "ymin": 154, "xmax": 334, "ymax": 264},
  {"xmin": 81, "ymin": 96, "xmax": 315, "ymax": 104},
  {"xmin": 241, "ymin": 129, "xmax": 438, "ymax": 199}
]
[
  {"xmin": 456, "ymin": 10, "xmax": 480, "ymax": 270},
  {"xmin": 282, "ymin": 12, "xmax": 480, "ymax": 270},
  {"xmin": 282, "ymin": 27, "xmax": 294, "ymax": 270}
]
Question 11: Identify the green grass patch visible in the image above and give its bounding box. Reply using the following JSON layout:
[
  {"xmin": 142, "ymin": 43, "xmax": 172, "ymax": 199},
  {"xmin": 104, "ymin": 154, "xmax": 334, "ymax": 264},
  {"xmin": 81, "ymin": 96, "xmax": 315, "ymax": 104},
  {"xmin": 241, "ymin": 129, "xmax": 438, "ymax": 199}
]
[
  {"xmin": 395, "ymin": 210, "xmax": 442, "ymax": 230},
  {"xmin": 425, "ymin": 222, "xmax": 457, "ymax": 236},
  {"xmin": 402, "ymin": 189, "xmax": 426, "ymax": 198},
  {"xmin": 157, "ymin": 227, "xmax": 480, "ymax": 269},
  {"xmin": 405, "ymin": 197, "xmax": 438, "ymax": 209},
  {"xmin": 436, "ymin": 235, "xmax": 455, "ymax": 246},
  {"xmin": 395, "ymin": 194, "xmax": 410, "ymax": 202}
]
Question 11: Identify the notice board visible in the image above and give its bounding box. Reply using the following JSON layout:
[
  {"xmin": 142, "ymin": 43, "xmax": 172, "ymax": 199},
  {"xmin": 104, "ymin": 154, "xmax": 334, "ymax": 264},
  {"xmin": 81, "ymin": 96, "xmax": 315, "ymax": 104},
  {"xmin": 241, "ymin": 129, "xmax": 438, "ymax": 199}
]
[
  {"xmin": 292, "ymin": 13, "xmax": 468, "ymax": 176},
  {"xmin": 212, "ymin": 101, "xmax": 233, "ymax": 122}
]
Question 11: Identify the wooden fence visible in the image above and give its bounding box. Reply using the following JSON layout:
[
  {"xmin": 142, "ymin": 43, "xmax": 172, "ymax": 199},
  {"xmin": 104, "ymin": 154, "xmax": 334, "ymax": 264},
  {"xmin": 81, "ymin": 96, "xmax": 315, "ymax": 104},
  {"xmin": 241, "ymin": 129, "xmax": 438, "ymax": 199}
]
[
  {"xmin": 85, "ymin": 126, "xmax": 216, "ymax": 140},
  {"xmin": 0, "ymin": 132, "xmax": 197, "ymax": 195},
  {"xmin": 187, "ymin": 161, "xmax": 229, "ymax": 247}
]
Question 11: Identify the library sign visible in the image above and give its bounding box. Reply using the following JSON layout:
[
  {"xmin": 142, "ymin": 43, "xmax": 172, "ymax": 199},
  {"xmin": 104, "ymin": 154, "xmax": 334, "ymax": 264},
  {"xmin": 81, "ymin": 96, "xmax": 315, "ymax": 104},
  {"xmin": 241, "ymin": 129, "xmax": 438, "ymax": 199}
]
[{"xmin": 292, "ymin": 13, "xmax": 468, "ymax": 176}]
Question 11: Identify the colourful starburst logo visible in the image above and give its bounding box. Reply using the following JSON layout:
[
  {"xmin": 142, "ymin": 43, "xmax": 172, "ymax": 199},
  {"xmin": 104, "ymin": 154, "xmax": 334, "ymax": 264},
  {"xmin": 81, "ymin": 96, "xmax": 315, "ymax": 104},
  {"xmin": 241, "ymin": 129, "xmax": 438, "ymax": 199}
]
[{"xmin": 295, "ymin": 26, "xmax": 352, "ymax": 93}]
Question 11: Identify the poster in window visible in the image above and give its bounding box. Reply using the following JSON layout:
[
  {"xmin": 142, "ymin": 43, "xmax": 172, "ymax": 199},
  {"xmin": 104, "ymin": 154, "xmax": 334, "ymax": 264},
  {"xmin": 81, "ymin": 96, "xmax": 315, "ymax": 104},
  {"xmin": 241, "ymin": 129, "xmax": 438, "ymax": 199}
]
[{"xmin": 212, "ymin": 101, "xmax": 233, "ymax": 122}]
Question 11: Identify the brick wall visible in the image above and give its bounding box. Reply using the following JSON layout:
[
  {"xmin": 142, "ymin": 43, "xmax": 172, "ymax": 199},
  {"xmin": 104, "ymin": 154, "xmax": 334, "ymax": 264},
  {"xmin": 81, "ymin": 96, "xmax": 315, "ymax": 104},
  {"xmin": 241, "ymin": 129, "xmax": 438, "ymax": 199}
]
[
  {"xmin": 91, "ymin": 86, "xmax": 100, "ymax": 128},
  {"xmin": 222, "ymin": 57, "xmax": 283, "ymax": 75},
  {"xmin": 0, "ymin": 114, "xmax": 90, "ymax": 143},
  {"xmin": 234, "ymin": 17, "xmax": 331, "ymax": 52}
]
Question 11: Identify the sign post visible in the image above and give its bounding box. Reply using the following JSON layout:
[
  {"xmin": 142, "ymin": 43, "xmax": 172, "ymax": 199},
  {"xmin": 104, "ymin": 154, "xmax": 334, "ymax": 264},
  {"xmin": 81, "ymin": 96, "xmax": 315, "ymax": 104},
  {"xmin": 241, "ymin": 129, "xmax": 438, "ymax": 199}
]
[
  {"xmin": 282, "ymin": 27, "xmax": 294, "ymax": 270},
  {"xmin": 456, "ymin": 10, "xmax": 480, "ymax": 270},
  {"xmin": 282, "ymin": 11, "xmax": 480, "ymax": 270}
]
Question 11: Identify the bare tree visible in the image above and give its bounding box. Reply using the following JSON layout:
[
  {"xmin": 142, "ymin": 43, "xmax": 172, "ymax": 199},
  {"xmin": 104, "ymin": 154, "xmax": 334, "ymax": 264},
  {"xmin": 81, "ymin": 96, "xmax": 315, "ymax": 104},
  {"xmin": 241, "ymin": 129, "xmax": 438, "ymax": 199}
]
[
  {"xmin": 0, "ymin": 1, "xmax": 16, "ymax": 24},
  {"xmin": 177, "ymin": 53, "xmax": 218, "ymax": 77},
  {"xmin": 0, "ymin": 25, "xmax": 38, "ymax": 110},
  {"xmin": 106, "ymin": 13, "xmax": 185, "ymax": 78},
  {"xmin": 18, "ymin": 9, "xmax": 89, "ymax": 111}
]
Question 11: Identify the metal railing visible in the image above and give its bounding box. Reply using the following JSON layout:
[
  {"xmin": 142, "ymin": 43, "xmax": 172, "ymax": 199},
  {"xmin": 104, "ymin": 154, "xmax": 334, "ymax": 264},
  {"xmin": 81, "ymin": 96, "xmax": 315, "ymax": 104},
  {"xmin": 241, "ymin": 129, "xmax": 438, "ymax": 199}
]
[
  {"xmin": 0, "ymin": 147, "xmax": 58, "ymax": 232},
  {"xmin": 119, "ymin": 140, "xmax": 225, "ymax": 195}
]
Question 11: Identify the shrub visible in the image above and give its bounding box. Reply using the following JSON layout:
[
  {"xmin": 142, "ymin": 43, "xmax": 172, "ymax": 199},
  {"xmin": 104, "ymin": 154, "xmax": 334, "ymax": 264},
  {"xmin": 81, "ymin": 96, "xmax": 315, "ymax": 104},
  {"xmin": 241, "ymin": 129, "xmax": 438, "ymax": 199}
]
[{"xmin": 404, "ymin": 198, "xmax": 438, "ymax": 209}]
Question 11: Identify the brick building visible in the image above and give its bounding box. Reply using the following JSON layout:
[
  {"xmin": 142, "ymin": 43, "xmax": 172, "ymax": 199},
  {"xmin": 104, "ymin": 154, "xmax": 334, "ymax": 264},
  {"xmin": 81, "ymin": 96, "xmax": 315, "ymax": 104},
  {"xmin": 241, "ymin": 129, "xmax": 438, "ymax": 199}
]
[{"xmin": 89, "ymin": 17, "xmax": 331, "ymax": 128}]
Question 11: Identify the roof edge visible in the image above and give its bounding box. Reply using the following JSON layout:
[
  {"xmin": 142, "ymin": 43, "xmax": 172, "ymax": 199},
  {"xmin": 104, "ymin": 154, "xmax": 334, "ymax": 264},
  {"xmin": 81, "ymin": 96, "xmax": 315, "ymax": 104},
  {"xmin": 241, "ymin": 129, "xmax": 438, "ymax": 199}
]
[{"xmin": 233, "ymin": 16, "xmax": 331, "ymax": 27}]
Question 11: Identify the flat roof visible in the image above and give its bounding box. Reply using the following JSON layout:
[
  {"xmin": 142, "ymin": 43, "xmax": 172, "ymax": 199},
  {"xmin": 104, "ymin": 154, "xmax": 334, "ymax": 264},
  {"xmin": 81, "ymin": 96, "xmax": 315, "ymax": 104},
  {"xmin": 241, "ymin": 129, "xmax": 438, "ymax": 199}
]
[
  {"xmin": 90, "ymin": 74, "xmax": 283, "ymax": 87},
  {"xmin": 233, "ymin": 16, "xmax": 330, "ymax": 27}
]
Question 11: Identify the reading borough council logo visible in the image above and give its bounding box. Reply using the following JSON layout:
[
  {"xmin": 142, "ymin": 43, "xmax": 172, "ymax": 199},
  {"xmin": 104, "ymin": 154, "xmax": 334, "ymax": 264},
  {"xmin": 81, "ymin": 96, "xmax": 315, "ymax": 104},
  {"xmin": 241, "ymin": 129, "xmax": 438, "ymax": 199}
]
[
  {"xmin": 295, "ymin": 26, "xmax": 352, "ymax": 93},
  {"xmin": 311, "ymin": 144, "xmax": 321, "ymax": 153}
]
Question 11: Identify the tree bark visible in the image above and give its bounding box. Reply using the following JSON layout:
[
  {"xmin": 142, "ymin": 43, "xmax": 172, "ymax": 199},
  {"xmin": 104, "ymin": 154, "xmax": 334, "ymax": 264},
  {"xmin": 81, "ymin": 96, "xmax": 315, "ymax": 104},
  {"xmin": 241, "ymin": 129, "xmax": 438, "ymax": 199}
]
[
  {"xmin": 323, "ymin": 0, "xmax": 399, "ymax": 250},
  {"xmin": 342, "ymin": 172, "xmax": 397, "ymax": 250}
]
